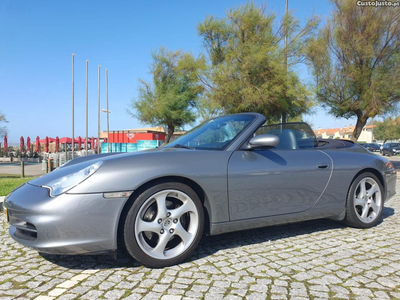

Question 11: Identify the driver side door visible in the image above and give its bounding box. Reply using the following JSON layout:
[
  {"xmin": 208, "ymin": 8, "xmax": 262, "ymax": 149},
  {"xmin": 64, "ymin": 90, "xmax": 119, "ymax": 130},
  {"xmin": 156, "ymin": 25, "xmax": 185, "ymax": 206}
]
[{"xmin": 227, "ymin": 123, "xmax": 332, "ymax": 221}]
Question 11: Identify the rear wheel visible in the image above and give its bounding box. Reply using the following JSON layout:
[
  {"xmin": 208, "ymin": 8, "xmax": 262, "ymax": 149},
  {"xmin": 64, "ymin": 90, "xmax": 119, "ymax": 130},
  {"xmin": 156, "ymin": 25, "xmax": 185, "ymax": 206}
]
[
  {"xmin": 124, "ymin": 182, "xmax": 204, "ymax": 268},
  {"xmin": 344, "ymin": 172, "xmax": 384, "ymax": 228}
]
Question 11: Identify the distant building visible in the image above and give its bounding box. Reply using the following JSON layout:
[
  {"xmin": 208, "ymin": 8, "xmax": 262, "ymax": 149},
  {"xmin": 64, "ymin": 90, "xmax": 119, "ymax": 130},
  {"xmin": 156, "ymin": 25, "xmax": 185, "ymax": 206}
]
[
  {"xmin": 100, "ymin": 126, "xmax": 185, "ymax": 142},
  {"xmin": 314, "ymin": 124, "xmax": 376, "ymax": 143},
  {"xmin": 99, "ymin": 126, "xmax": 186, "ymax": 153}
]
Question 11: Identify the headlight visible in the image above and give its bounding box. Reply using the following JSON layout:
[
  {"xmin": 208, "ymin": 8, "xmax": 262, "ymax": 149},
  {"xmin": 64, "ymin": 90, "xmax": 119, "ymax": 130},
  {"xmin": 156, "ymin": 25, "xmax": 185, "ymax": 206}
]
[{"xmin": 42, "ymin": 161, "xmax": 103, "ymax": 197}]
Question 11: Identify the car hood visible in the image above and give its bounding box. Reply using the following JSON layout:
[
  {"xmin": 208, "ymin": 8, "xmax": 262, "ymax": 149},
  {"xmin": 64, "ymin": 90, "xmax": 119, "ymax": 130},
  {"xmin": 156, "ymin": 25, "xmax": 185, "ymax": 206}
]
[
  {"xmin": 28, "ymin": 147, "xmax": 212, "ymax": 190},
  {"xmin": 28, "ymin": 152, "xmax": 130, "ymax": 187}
]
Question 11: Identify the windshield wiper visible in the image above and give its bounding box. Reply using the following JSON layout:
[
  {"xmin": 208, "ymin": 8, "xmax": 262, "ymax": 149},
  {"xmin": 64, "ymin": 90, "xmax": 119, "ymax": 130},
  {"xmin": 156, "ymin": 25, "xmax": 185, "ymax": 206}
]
[{"xmin": 173, "ymin": 144, "xmax": 193, "ymax": 149}]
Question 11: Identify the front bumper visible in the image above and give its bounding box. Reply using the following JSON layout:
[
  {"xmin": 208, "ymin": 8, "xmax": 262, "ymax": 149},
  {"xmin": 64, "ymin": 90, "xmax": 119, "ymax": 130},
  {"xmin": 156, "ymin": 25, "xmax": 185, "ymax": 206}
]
[{"xmin": 3, "ymin": 183, "xmax": 128, "ymax": 255}]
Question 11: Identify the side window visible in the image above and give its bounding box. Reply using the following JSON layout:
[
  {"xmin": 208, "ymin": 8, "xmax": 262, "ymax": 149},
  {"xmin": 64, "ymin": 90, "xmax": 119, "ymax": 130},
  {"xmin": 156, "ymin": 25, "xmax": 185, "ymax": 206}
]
[{"xmin": 255, "ymin": 123, "xmax": 316, "ymax": 150}]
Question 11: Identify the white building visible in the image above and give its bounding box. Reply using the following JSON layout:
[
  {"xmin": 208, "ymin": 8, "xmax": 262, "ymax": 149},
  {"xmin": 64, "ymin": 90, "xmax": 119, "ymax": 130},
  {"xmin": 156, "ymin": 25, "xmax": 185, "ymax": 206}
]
[{"xmin": 314, "ymin": 124, "xmax": 375, "ymax": 143}]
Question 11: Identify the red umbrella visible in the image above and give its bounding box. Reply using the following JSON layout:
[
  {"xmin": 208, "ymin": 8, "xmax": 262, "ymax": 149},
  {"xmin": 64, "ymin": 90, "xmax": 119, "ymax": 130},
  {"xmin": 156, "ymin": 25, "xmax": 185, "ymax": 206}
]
[
  {"xmin": 45, "ymin": 136, "xmax": 49, "ymax": 153},
  {"xmin": 91, "ymin": 137, "xmax": 95, "ymax": 150},
  {"xmin": 20, "ymin": 136, "xmax": 24, "ymax": 152},
  {"xmin": 27, "ymin": 137, "xmax": 31, "ymax": 152},
  {"xmin": 3, "ymin": 135, "xmax": 7, "ymax": 153},
  {"xmin": 55, "ymin": 136, "xmax": 59, "ymax": 153},
  {"xmin": 78, "ymin": 136, "xmax": 82, "ymax": 150},
  {"xmin": 35, "ymin": 136, "xmax": 40, "ymax": 153}
]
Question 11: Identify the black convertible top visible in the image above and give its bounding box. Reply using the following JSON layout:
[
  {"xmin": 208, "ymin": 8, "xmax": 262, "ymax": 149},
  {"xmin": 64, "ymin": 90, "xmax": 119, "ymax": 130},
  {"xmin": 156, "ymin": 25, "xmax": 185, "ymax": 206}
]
[{"xmin": 317, "ymin": 139, "xmax": 355, "ymax": 149}]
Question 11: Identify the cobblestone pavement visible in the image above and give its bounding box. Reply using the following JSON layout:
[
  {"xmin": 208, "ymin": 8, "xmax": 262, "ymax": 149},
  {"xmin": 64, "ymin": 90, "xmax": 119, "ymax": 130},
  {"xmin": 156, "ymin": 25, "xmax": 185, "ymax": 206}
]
[{"xmin": 1, "ymin": 180, "xmax": 399, "ymax": 300}]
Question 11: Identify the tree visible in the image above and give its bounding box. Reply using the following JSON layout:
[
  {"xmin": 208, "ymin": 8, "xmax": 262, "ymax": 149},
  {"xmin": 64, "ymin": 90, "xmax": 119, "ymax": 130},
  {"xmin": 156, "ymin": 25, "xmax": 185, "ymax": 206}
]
[
  {"xmin": 130, "ymin": 47, "xmax": 205, "ymax": 143},
  {"xmin": 373, "ymin": 117, "xmax": 400, "ymax": 143},
  {"xmin": 0, "ymin": 111, "xmax": 8, "ymax": 139},
  {"xmin": 197, "ymin": 2, "xmax": 318, "ymax": 122},
  {"xmin": 307, "ymin": 0, "xmax": 400, "ymax": 141},
  {"xmin": 196, "ymin": 96, "xmax": 223, "ymax": 123}
]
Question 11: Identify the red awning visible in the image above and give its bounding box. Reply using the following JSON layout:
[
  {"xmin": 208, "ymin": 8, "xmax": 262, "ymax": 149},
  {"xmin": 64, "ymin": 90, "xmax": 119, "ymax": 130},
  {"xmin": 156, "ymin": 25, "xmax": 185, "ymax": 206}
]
[
  {"xmin": 39, "ymin": 137, "xmax": 55, "ymax": 143},
  {"xmin": 59, "ymin": 137, "xmax": 72, "ymax": 143}
]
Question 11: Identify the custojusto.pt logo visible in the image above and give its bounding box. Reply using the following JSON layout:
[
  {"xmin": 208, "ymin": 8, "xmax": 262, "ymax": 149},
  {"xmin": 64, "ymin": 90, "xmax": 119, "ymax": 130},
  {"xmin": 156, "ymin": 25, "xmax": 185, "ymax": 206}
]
[{"xmin": 357, "ymin": 1, "xmax": 400, "ymax": 6}]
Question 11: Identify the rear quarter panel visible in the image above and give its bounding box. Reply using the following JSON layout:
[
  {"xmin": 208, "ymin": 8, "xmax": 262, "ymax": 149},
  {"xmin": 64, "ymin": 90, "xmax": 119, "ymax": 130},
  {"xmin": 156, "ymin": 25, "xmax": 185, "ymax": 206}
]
[{"xmin": 317, "ymin": 147, "xmax": 388, "ymax": 213}]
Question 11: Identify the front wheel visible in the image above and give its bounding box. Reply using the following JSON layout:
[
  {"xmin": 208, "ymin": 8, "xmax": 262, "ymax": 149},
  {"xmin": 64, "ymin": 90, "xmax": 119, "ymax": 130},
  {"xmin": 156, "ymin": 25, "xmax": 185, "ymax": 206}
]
[
  {"xmin": 344, "ymin": 172, "xmax": 384, "ymax": 228},
  {"xmin": 124, "ymin": 182, "xmax": 204, "ymax": 268}
]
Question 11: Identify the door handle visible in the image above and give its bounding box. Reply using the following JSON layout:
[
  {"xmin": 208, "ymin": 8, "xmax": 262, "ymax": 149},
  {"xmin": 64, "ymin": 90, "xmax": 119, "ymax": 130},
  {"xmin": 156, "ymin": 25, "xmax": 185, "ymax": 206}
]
[{"xmin": 317, "ymin": 162, "xmax": 330, "ymax": 169}]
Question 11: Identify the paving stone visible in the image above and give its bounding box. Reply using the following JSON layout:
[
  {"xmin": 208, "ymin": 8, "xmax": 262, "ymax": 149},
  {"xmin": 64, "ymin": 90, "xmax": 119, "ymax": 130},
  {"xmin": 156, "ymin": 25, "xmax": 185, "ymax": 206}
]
[
  {"xmin": 48, "ymin": 288, "xmax": 66, "ymax": 297},
  {"xmin": 80, "ymin": 290, "xmax": 105, "ymax": 299},
  {"xmin": 161, "ymin": 296, "xmax": 182, "ymax": 300},
  {"xmin": 104, "ymin": 289, "xmax": 126, "ymax": 299}
]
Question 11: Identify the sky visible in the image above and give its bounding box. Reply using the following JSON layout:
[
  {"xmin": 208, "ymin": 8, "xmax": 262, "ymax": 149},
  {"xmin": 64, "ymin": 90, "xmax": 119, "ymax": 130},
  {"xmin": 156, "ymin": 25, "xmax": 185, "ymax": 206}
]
[{"xmin": 0, "ymin": 0, "xmax": 355, "ymax": 143}]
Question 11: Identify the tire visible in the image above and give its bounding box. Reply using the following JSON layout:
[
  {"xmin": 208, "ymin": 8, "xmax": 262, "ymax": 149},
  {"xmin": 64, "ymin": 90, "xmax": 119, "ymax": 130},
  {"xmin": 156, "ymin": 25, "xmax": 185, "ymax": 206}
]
[
  {"xmin": 343, "ymin": 172, "xmax": 384, "ymax": 228},
  {"xmin": 124, "ymin": 182, "xmax": 204, "ymax": 268}
]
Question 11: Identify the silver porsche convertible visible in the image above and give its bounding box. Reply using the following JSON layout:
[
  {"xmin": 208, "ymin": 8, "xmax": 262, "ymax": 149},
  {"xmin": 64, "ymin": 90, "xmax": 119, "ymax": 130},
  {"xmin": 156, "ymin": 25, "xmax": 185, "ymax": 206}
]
[{"xmin": 4, "ymin": 113, "xmax": 397, "ymax": 268}]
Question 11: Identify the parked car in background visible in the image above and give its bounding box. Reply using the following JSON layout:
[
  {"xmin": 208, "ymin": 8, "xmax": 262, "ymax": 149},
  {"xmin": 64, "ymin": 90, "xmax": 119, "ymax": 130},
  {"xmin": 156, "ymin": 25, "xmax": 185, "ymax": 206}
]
[
  {"xmin": 381, "ymin": 143, "xmax": 400, "ymax": 156},
  {"xmin": 365, "ymin": 143, "xmax": 380, "ymax": 152},
  {"xmin": 358, "ymin": 143, "xmax": 367, "ymax": 148}
]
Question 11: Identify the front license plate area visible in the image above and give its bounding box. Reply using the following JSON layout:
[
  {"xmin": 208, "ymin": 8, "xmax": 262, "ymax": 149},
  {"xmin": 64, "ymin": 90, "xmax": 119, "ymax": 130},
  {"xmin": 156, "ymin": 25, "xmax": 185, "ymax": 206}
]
[{"xmin": 4, "ymin": 207, "xmax": 9, "ymax": 223}]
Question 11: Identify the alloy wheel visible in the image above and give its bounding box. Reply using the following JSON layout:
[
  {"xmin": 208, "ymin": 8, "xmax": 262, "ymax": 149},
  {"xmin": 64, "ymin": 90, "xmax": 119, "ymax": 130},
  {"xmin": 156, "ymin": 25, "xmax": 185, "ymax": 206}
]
[
  {"xmin": 134, "ymin": 189, "xmax": 199, "ymax": 259},
  {"xmin": 353, "ymin": 177, "xmax": 382, "ymax": 224}
]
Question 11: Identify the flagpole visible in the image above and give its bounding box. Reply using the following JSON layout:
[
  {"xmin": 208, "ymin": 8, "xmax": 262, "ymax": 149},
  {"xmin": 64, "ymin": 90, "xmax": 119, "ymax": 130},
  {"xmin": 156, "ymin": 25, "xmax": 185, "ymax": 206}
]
[
  {"xmin": 98, "ymin": 65, "xmax": 101, "ymax": 154},
  {"xmin": 106, "ymin": 69, "xmax": 110, "ymax": 153},
  {"xmin": 85, "ymin": 60, "xmax": 89, "ymax": 154},
  {"xmin": 71, "ymin": 53, "xmax": 75, "ymax": 160}
]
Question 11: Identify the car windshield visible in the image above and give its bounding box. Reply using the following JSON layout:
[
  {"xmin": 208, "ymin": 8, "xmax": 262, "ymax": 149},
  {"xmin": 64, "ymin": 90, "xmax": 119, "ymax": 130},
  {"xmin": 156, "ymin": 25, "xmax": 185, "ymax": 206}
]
[
  {"xmin": 164, "ymin": 114, "xmax": 256, "ymax": 150},
  {"xmin": 390, "ymin": 143, "xmax": 400, "ymax": 147}
]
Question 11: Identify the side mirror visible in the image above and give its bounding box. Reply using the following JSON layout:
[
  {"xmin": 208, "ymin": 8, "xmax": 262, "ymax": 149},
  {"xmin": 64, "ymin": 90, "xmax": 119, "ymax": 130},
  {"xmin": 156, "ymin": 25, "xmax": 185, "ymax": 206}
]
[{"xmin": 248, "ymin": 134, "xmax": 279, "ymax": 149}]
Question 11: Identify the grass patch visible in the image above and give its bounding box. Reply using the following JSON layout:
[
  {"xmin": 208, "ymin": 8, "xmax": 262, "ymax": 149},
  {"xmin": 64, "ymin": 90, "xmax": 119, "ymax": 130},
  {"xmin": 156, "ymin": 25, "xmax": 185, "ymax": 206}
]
[
  {"xmin": 0, "ymin": 177, "xmax": 35, "ymax": 196},
  {"xmin": 0, "ymin": 174, "xmax": 25, "ymax": 178}
]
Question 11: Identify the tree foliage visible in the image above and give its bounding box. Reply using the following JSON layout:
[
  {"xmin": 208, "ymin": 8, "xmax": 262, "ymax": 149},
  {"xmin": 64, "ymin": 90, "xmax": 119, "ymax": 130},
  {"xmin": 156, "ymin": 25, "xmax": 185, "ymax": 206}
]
[
  {"xmin": 197, "ymin": 2, "xmax": 318, "ymax": 122},
  {"xmin": 307, "ymin": 0, "xmax": 400, "ymax": 141},
  {"xmin": 373, "ymin": 117, "xmax": 400, "ymax": 143},
  {"xmin": 0, "ymin": 111, "xmax": 8, "ymax": 139},
  {"xmin": 130, "ymin": 47, "xmax": 205, "ymax": 143}
]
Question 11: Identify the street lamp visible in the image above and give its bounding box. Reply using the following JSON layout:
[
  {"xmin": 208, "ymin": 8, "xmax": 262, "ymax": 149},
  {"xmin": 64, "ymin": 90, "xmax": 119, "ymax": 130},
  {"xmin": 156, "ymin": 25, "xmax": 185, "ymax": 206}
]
[{"xmin": 101, "ymin": 109, "xmax": 112, "ymax": 153}]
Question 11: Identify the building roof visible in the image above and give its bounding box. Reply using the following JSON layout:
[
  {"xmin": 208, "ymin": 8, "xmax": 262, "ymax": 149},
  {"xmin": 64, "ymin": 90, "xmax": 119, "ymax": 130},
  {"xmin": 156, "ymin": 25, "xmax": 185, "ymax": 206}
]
[
  {"xmin": 108, "ymin": 126, "xmax": 166, "ymax": 133},
  {"xmin": 339, "ymin": 126, "xmax": 355, "ymax": 135},
  {"xmin": 314, "ymin": 124, "xmax": 376, "ymax": 136},
  {"xmin": 314, "ymin": 128, "xmax": 340, "ymax": 136}
]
